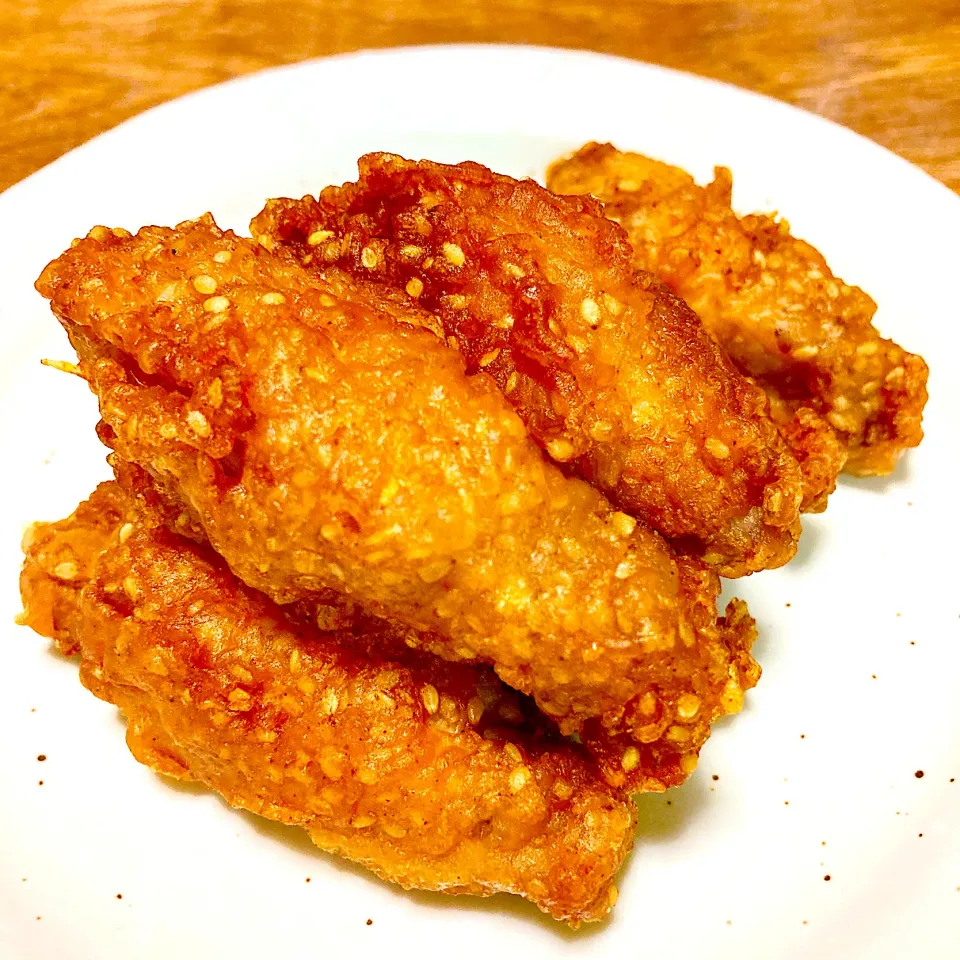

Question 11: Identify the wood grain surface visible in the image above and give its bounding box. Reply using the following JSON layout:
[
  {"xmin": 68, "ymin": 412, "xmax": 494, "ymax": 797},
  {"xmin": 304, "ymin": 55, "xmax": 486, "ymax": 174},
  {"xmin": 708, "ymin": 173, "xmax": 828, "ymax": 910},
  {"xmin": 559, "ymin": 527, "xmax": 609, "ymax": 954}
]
[{"xmin": 1, "ymin": 0, "xmax": 958, "ymax": 193}]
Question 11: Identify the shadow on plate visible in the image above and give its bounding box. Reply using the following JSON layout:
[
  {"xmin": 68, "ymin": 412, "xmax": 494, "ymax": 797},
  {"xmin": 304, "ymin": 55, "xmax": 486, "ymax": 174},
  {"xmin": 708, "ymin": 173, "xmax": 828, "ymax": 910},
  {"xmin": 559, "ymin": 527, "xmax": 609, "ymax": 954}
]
[
  {"xmin": 235, "ymin": 804, "xmax": 592, "ymax": 939},
  {"xmin": 839, "ymin": 455, "xmax": 912, "ymax": 495}
]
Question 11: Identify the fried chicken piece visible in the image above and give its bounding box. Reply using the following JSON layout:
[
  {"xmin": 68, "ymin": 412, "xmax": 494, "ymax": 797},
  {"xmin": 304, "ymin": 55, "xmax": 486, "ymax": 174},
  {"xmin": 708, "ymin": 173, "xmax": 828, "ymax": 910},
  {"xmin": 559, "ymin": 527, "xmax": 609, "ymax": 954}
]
[
  {"xmin": 36, "ymin": 217, "xmax": 760, "ymax": 767},
  {"xmin": 546, "ymin": 143, "xmax": 929, "ymax": 484},
  {"xmin": 112, "ymin": 456, "xmax": 758, "ymax": 795},
  {"xmin": 251, "ymin": 153, "xmax": 803, "ymax": 576},
  {"xmin": 18, "ymin": 483, "xmax": 637, "ymax": 925}
]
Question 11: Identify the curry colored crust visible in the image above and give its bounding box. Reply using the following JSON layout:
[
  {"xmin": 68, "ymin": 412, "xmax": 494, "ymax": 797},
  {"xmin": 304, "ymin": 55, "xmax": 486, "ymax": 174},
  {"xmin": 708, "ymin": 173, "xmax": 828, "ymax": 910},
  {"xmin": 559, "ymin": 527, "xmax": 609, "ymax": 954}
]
[
  {"xmin": 19, "ymin": 483, "xmax": 637, "ymax": 926},
  {"xmin": 546, "ymin": 143, "xmax": 929, "ymax": 484},
  {"xmin": 36, "ymin": 217, "xmax": 758, "ymax": 765},
  {"xmin": 251, "ymin": 152, "xmax": 803, "ymax": 577}
]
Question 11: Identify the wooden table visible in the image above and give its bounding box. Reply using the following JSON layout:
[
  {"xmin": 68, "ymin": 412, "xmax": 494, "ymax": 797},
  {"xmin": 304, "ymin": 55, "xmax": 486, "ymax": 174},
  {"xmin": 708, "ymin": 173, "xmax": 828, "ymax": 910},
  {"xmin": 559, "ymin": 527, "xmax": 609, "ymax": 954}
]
[{"xmin": 2, "ymin": 0, "xmax": 957, "ymax": 193}]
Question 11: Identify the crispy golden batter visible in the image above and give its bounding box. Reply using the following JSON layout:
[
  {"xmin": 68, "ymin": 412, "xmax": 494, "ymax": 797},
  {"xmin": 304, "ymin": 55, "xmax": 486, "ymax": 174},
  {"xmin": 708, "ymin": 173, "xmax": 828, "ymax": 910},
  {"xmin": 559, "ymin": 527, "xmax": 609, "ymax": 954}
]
[
  {"xmin": 546, "ymin": 143, "xmax": 929, "ymax": 483},
  {"xmin": 765, "ymin": 393, "xmax": 848, "ymax": 513},
  {"xmin": 19, "ymin": 483, "xmax": 637, "ymax": 925},
  {"xmin": 36, "ymin": 217, "xmax": 759, "ymax": 768},
  {"xmin": 251, "ymin": 153, "xmax": 803, "ymax": 576}
]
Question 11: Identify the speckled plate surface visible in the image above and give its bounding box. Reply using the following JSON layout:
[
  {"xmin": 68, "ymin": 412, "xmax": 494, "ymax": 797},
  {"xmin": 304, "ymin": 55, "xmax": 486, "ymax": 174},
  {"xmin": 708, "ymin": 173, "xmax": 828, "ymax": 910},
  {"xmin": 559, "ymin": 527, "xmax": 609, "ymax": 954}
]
[{"xmin": 1, "ymin": 44, "xmax": 958, "ymax": 960}]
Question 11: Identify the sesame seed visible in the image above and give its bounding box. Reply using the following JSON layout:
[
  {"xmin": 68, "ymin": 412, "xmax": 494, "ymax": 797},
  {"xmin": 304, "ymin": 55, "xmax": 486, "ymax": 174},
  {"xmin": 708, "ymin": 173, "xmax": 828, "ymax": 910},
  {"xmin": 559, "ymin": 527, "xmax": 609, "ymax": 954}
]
[
  {"xmin": 260, "ymin": 291, "xmax": 286, "ymax": 305},
  {"xmin": 504, "ymin": 262, "xmax": 525, "ymax": 278},
  {"xmin": 610, "ymin": 511, "xmax": 636, "ymax": 537},
  {"xmin": 192, "ymin": 275, "xmax": 218, "ymax": 295},
  {"xmin": 546, "ymin": 438, "xmax": 576, "ymax": 461},
  {"xmin": 400, "ymin": 245, "xmax": 424, "ymax": 259},
  {"xmin": 504, "ymin": 742, "xmax": 523, "ymax": 764},
  {"xmin": 666, "ymin": 725, "xmax": 691, "ymax": 742},
  {"xmin": 602, "ymin": 293, "xmax": 623, "ymax": 316},
  {"xmin": 118, "ymin": 523, "xmax": 135, "ymax": 544},
  {"xmin": 203, "ymin": 296, "xmax": 230, "ymax": 314},
  {"xmin": 677, "ymin": 693, "xmax": 701, "ymax": 720},
  {"xmin": 504, "ymin": 372, "xmax": 519, "ymax": 394},
  {"xmin": 442, "ymin": 242, "xmax": 465, "ymax": 267},
  {"xmin": 705, "ymin": 438, "xmax": 730, "ymax": 459},
  {"xmin": 639, "ymin": 692, "xmax": 658, "ymax": 716},
  {"xmin": 792, "ymin": 345, "xmax": 820, "ymax": 360},
  {"xmin": 479, "ymin": 349, "xmax": 500, "ymax": 367},
  {"xmin": 589, "ymin": 420, "xmax": 613, "ymax": 441},
  {"xmin": 467, "ymin": 697, "xmax": 485, "ymax": 725},
  {"xmin": 509, "ymin": 766, "xmax": 531, "ymax": 792},
  {"xmin": 213, "ymin": 250, "xmax": 232, "ymax": 263},
  {"xmin": 122, "ymin": 576, "xmax": 140, "ymax": 601},
  {"xmin": 580, "ymin": 298, "xmax": 600, "ymax": 326},
  {"xmin": 421, "ymin": 684, "xmax": 439, "ymax": 714},
  {"xmin": 186, "ymin": 410, "xmax": 212, "ymax": 438},
  {"xmin": 307, "ymin": 230, "xmax": 334, "ymax": 246},
  {"xmin": 360, "ymin": 246, "xmax": 379, "ymax": 269},
  {"xmin": 321, "ymin": 690, "xmax": 339, "ymax": 715},
  {"xmin": 680, "ymin": 754, "xmax": 699, "ymax": 774},
  {"xmin": 621, "ymin": 746, "xmax": 640, "ymax": 772},
  {"xmin": 54, "ymin": 561, "xmax": 78, "ymax": 580},
  {"xmin": 405, "ymin": 277, "xmax": 424, "ymax": 297},
  {"xmin": 351, "ymin": 815, "xmax": 376, "ymax": 829}
]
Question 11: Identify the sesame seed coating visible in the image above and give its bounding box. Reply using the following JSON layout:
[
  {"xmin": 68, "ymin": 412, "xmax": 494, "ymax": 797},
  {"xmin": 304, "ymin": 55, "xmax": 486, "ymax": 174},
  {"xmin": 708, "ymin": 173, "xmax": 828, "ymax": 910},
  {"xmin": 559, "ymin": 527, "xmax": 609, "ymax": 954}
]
[
  {"xmin": 18, "ymin": 483, "xmax": 636, "ymax": 926},
  {"xmin": 251, "ymin": 153, "xmax": 803, "ymax": 577},
  {"xmin": 36, "ymin": 216, "xmax": 759, "ymax": 758},
  {"xmin": 546, "ymin": 143, "xmax": 928, "ymax": 485}
]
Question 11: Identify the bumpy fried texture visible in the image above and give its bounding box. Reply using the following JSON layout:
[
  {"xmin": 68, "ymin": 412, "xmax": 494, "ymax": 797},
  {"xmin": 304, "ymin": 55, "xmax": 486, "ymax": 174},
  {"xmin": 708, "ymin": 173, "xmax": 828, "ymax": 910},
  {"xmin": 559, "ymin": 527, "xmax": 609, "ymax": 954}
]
[
  {"xmin": 764, "ymin": 393, "xmax": 848, "ymax": 513},
  {"xmin": 251, "ymin": 153, "xmax": 803, "ymax": 576},
  {"xmin": 547, "ymin": 143, "xmax": 929, "ymax": 482},
  {"xmin": 18, "ymin": 484, "xmax": 637, "ymax": 925},
  {"xmin": 112, "ymin": 456, "xmax": 758, "ymax": 795},
  {"xmin": 36, "ymin": 217, "xmax": 759, "ymax": 765}
]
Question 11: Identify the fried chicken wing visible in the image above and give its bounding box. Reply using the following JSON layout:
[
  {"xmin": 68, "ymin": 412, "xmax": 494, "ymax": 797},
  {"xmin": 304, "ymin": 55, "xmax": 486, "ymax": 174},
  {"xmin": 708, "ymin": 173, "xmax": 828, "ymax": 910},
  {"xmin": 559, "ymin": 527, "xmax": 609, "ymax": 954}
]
[
  {"xmin": 18, "ymin": 483, "xmax": 637, "ymax": 926},
  {"xmin": 250, "ymin": 153, "xmax": 803, "ymax": 576},
  {"xmin": 546, "ymin": 143, "xmax": 929, "ymax": 486},
  {"xmin": 36, "ymin": 217, "xmax": 759, "ymax": 766}
]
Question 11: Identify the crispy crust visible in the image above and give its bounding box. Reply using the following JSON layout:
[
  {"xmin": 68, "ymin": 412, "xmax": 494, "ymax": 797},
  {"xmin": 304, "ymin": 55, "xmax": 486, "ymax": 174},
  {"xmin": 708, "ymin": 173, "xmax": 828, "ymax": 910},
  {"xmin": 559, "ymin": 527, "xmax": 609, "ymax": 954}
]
[
  {"xmin": 546, "ymin": 143, "xmax": 929, "ymax": 485},
  {"xmin": 35, "ymin": 217, "xmax": 759, "ymax": 770},
  {"xmin": 18, "ymin": 483, "xmax": 637, "ymax": 925},
  {"xmin": 251, "ymin": 152, "xmax": 804, "ymax": 576}
]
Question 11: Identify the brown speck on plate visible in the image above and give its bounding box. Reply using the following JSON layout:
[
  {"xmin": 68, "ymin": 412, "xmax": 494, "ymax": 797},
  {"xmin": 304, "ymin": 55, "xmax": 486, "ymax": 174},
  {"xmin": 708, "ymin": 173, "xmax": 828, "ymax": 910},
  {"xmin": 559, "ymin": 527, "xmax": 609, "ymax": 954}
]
[
  {"xmin": 36, "ymin": 754, "xmax": 46, "ymax": 762},
  {"xmin": 823, "ymin": 875, "xmax": 831, "ymax": 882},
  {"xmin": 116, "ymin": 893, "xmax": 123, "ymax": 900},
  {"xmin": 366, "ymin": 918, "xmax": 373, "ymax": 926},
  {"xmin": 712, "ymin": 774, "xmax": 719, "ymax": 781},
  {"xmin": 915, "ymin": 770, "xmax": 925, "ymax": 778}
]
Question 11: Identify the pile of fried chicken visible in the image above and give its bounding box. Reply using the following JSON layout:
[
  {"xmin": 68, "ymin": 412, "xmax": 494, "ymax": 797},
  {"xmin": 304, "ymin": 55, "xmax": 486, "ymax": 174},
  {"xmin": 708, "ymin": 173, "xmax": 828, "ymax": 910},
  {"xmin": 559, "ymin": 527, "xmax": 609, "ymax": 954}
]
[{"xmin": 19, "ymin": 146, "xmax": 927, "ymax": 926}]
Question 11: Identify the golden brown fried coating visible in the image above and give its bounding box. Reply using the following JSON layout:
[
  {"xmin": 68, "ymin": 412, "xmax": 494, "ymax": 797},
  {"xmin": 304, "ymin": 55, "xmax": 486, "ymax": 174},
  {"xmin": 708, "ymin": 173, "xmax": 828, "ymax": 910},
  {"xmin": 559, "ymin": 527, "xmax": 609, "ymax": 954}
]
[
  {"xmin": 113, "ymin": 454, "xmax": 757, "ymax": 796},
  {"xmin": 36, "ymin": 217, "xmax": 759, "ymax": 765},
  {"xmin": 546, "ymin": 143, "xmax": 929, "ymax": 482},
  {"xmin": 251, "ymin": 153, "xmax": 803, "ymax": 576},
  {"xmin": 18, "ymin": 483, "xmax": 637, "ymax": 926}
]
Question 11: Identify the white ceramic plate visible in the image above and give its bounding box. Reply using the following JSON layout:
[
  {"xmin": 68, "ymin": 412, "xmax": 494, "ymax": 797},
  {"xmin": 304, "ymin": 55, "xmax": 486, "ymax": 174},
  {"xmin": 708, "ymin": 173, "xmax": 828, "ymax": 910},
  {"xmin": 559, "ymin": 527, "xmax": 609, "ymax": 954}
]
[{"xmin": 1, "ymin": 44, "xmax": 957, "ymax": 960}]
